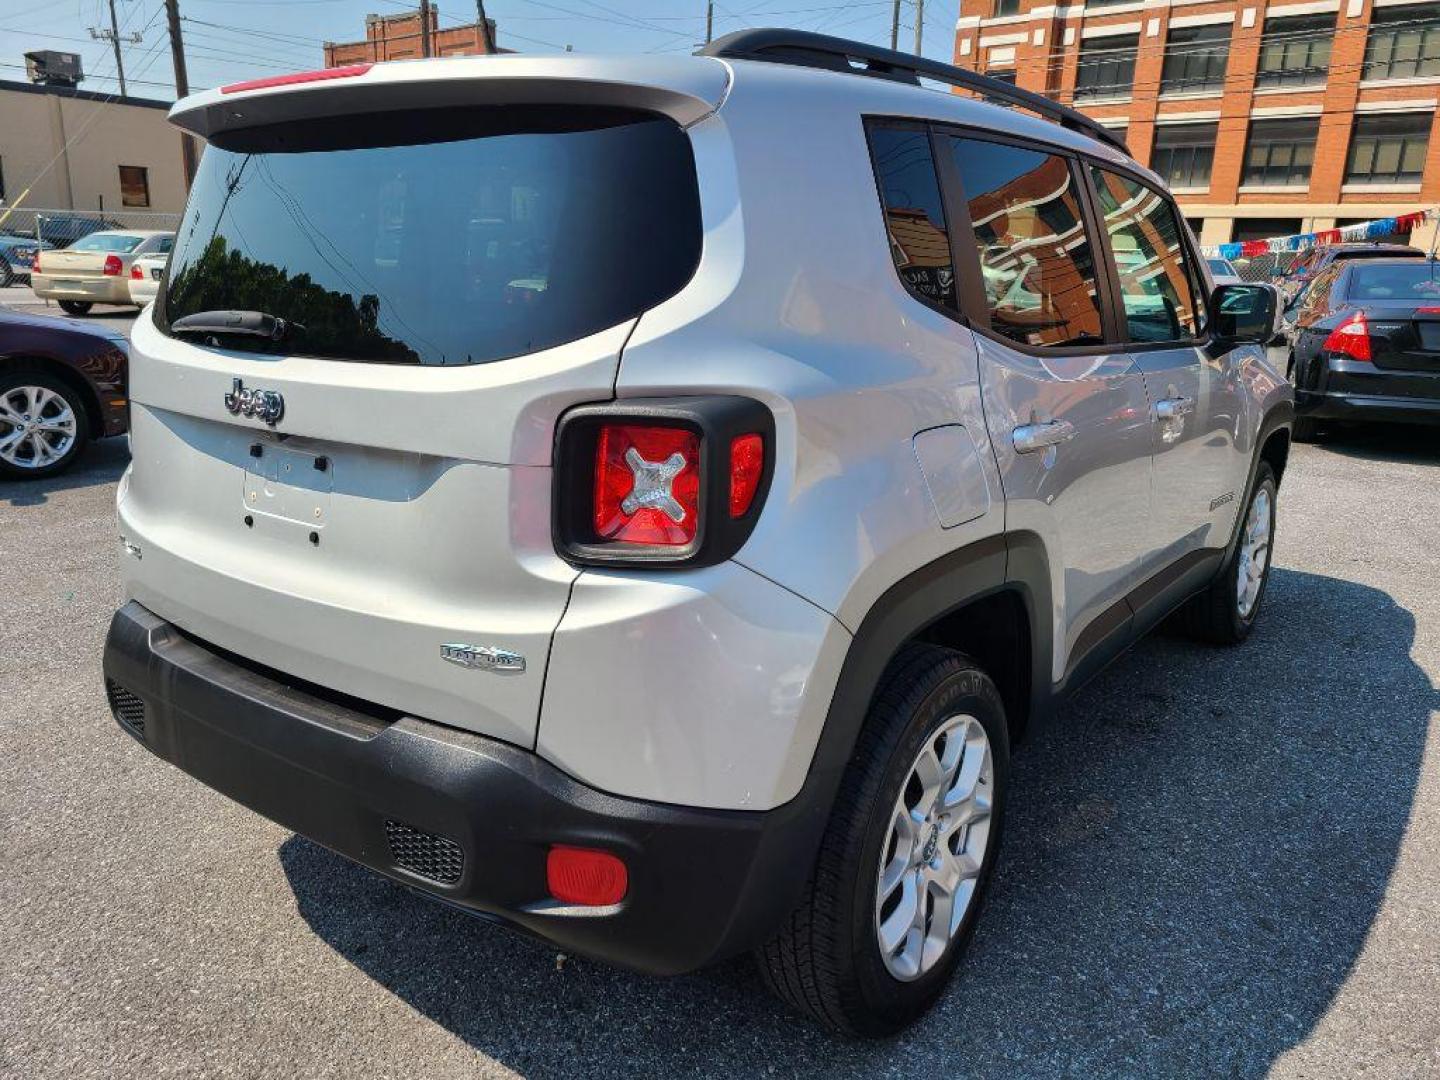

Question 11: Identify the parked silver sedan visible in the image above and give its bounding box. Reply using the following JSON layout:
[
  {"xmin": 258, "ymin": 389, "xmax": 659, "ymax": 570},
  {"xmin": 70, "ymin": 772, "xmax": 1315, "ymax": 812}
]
[
  {"xmin": 126, "ymin": 252, "xmax": 168, "ymax": 306},
  {"xmin": 32, "ymin": 229, "xmax": 173, "ymax": 315}
]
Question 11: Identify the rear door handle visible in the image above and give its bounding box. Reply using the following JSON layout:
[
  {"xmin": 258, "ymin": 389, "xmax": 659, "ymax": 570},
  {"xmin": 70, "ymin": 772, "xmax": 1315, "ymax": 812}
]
[
  {"xmin": 1155, "ymin": 396, "xmax": 1195, "ymax": 420},
  {"xmin": 1012, "ymin": 418, "xmax": 1076, "ymax": 454}
]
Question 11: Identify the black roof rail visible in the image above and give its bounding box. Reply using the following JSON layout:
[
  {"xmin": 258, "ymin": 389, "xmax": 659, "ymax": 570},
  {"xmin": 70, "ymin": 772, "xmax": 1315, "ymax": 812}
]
[{"xmin": 699, "ymin": 28, "xmax": 1131, "ymax": 158}]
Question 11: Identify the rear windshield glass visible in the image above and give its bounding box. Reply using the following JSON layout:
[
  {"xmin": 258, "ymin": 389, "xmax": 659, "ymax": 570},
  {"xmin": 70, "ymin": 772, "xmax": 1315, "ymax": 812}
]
[
  {"xmin": 1350, "ymin": 263, "xmax": 1440, "ymax": 302},
  {"xmin": 73, "ymin": 233, "xmax": 142, "ymax": 253},
  {"xmin": 160, "ymin": 107, "xmax": 701, "ymax": 365}
]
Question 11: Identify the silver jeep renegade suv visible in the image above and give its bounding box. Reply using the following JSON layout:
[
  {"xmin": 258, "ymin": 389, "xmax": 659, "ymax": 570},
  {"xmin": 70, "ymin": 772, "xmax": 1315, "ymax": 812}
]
[{"xmin": 103, "ymin": 30, "xmax": 1293, "ymax": 1036}]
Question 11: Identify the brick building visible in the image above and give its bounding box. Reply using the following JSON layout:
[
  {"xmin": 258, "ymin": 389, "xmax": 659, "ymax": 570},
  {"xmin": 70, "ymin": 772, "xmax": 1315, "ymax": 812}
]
[
  {"xmin": 324, "ymin": 10, "xmax": 499, "ymax": 66},
  {"xmin": 952, "ymin": 0, "xmax": 1440, "ymax": 250}
]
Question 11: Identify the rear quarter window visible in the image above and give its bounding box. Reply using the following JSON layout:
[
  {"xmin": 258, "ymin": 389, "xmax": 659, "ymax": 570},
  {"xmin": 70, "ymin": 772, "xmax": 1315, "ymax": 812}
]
[{"xmin": 160, "ymin": 107, "xmax": 702, "ymax": 365}]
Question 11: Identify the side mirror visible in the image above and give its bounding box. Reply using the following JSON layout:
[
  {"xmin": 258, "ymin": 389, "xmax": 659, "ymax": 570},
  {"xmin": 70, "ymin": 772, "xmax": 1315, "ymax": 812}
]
[{"xmin": 1211, "ymin": 283, "xmax": 1283, "ymax": 346}]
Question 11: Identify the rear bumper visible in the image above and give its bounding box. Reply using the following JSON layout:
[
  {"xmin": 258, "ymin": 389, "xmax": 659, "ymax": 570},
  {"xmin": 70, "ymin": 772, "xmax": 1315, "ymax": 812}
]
[
  {"xmin": 1296, "ymin": 389, "xmax": 1440, "ymax": 425},
  {"xmin": 31, "ymin": 273, "xmax": 132, "ymax": 304},
  {"xmin": 102, "ymin": 601, "xmax": 819, "ymax": 975}
]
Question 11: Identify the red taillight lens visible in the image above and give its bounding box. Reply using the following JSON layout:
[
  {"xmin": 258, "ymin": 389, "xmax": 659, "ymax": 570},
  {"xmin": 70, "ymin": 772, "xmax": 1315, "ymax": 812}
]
[
  {"xmin": 593, "ymin": 424, "xmax": 700, "ymax": 547},
  {"xmin": 1417, "ymin": 306, "xmax": 1440, "ymax": 315},
  {"xmin": 103, "ymin": 254, "xmax": 123, "ymax": 277},
  {"xmin": 1322, "ymin": 310, "xmax": 1371, "ymax": 362},
  {"xmin": 31, "ymin": 251, "xmax": 41, "ymax": 272},
  {"xmin": 729, "ymin": 433, "xmax": 764, "ymax": 518},
  {"xmin": 546, "ymin": 846, "xmax": 628, "ymax": 907},
  {"xmin": 130, "ymin": 264, "xmax": 143, "ymax": 280}
]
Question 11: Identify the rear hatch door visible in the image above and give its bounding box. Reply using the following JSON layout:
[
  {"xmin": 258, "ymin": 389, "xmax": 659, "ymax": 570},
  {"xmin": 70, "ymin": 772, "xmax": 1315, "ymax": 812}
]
[{"xmin": 121, "ymin": 64, "xmax": 719, "ymax": 748}]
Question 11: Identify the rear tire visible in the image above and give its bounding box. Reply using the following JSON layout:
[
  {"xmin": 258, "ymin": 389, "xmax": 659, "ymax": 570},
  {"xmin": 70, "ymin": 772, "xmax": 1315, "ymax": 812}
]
[
  {"xmin": 1175, "ymin": 461, "xmax": 1277, "ymax": 645},
  {"xmin": 58, "ymin": 300, "xmax": 92, "ymax": 316},
  {"xmin": 0, "ymin": 367, "xmax": 90, "ymax": 479},
  {"xmin": 756, "ymin": 643, "xmax": 1009, "ymax": 1037}
]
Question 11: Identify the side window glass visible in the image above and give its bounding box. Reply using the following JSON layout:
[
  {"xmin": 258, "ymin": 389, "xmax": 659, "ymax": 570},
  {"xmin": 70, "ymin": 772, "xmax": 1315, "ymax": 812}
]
[
  {"xmin": 945, "ymin": 136, "xmax": 1105, "ymax": 348},
  {"xmin": 1301, "ymin": 267, "xmax": 1340, "ymax": 317},
  {"xmin": 866, "ymin": 125, "xmax": 956, "ymax": 312},
  {"xmin": 1089, "ymin": 166, "xmax": 1204, "ymax": 342}
]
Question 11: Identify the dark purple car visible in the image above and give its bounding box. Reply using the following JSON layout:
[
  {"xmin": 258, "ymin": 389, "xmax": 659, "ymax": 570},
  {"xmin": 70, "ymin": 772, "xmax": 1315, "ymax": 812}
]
[{"xmin": 0, "ymin": 308, "xmax": 129, "ymax": 478}]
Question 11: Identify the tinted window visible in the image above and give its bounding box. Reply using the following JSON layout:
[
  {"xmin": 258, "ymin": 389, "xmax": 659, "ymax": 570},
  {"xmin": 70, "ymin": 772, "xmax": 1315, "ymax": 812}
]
[
  {"xmin": 948, "ymin": 137, "xmax": 1105, "ymax": 348},
  {"xmin": 1350, "ymin": 263, "xmax": 1440, "ymax": 302},
  {"xmin": 161, "ymin": 107, "xmax": 701, "ymax": 365},
  {"xmin": 1090, "ymin": 167, "xmax": 1205, "ymax": 342},
  {"xmin": 72, "ymin": 233, "xmax": 142, "ymax": 253},
  {"xmin": 867, "ymin": 126, "xmax": 955, "ymax": 312},
  {"xmin": 1075, "ymin": 34, "xmax": 1139, "ymax": 100}
]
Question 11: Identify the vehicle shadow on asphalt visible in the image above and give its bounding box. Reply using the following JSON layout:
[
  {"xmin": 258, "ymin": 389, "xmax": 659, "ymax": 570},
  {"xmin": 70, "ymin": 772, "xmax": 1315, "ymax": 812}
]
[
  {"xmin": 279, "ymin": 567, "xmax": 1436, "ymax": 1077},
  {"xmin": 0, "ymin": 436, "xmax": 128, "ymax": 506},
  {"xmin": 1308, "ymin": 423, "xmax": 1440, "ymax": 467}
]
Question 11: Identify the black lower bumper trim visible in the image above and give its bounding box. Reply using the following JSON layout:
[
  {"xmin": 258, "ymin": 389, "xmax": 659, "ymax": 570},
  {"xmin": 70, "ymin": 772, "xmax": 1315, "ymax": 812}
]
[
  {"xmin": 1297, "ymin": 390, "xmax": 1440, "ymax": 425},
  {"xmin": 102, "ymin": 602, "xmax": 821, "ymax": 975}
]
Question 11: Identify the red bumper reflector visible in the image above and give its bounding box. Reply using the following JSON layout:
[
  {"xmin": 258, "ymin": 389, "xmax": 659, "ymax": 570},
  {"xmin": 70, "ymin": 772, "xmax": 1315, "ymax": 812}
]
[
  {"xmin": 546, "ymin": 846, "xmax": 628, "ymax": 906},
  {"xmin": 222, "ymin": 64, "xmax": 372, "ymax": 94}
]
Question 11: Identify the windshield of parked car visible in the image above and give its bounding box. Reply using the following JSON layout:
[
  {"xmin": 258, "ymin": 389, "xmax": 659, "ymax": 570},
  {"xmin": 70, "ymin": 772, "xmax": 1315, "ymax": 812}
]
[
  {"xmin": 1350, "ymin": 263, "xmax": 1440, "ymax": 302},
  {"xmin": 71, "ymin": 233, "xmax": 143, "ymax": 253},
  {"xmin": 160, "ymin": 106, "xmax": 702, "ymax": 365}
]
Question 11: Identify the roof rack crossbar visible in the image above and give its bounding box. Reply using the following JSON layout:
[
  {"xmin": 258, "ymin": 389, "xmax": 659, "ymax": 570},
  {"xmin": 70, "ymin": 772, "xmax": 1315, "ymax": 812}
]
[{"xmin": 700, "ymin": 28, "xmax": 1131, "ymax": 157}]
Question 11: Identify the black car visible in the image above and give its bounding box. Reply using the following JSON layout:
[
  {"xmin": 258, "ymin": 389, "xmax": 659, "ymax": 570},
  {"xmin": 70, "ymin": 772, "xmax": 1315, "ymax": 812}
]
[
  {"xmin": 1287, "ymin": 257, "xmax": 1440, "ymax": 440},
  {"xmin": 0, "ymin": 308, "xmax": 129, "ymax": 478},
  {"xmin": 1283, "ymin": 242, "xmax": 1426, "ymax": 299}
]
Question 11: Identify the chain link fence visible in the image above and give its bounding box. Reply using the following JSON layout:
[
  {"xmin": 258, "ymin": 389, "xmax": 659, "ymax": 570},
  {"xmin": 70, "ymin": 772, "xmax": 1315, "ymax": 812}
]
[{"xmin": 0, "ymin": 207, "xmax": 182, "ymax": 249}]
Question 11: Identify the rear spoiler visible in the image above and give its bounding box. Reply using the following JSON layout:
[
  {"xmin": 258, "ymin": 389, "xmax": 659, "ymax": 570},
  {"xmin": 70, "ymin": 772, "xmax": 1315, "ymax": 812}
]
[{"xmin": 168, "ymin": 54, "xmax": 731, "ymax": 141}]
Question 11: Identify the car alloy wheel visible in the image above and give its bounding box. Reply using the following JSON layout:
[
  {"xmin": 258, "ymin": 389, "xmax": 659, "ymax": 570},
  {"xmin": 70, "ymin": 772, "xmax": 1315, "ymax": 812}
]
[
  {"xmin": 0, "ymin": 385, "xmax": 79, "ymax": 471},
  {"xmin": 874, "ymin": 712, "xmax": 993, "ymax": 981},
  {"xmin": 1236, "ymin": 484, "xmax": 1272, "ymax": 619}
]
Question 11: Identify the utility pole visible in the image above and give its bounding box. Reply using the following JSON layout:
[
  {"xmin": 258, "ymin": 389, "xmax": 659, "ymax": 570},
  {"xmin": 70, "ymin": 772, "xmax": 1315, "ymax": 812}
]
[
  {"xmin": 419, "ymin": 0, "xmax": 432, "ymax": 57},
  {"xmin": 890, "ymin": 0, "xmax": 900, "ymax": 50},
  {"xmin": 89, "ymin": 0, "xmax": 142, "ymax": 98},
  {"xmin": 705, "ymin": 1, "xmax": 714, "ymax": 44},
  {"xmin": 475, "ymin": 0, "xmax": 495, "ymax": 53},
  {"xmin": 164, "ymin": 0, "xmax": 197, "ymax": 188},
  {"xmin": 914, "ymin": 0, "xmax": 924, "ymax": 54}
]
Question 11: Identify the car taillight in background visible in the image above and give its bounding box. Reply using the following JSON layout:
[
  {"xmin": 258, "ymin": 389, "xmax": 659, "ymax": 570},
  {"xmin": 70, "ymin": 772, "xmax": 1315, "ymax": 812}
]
[
  {"xmin": 1322, "ymin": 311, "xmax": 1371, "ymax": 362},
  {"xmin": 31, "ymin": 251, "xmax": 42, "ymax": 273},
  {"xmin": 130, "ymin": 264, "xmax": 144, "ymax": 280},
  {"xmin": 103, "ymin": 254, "xmax": 123, "ymax": 277},
  {"xmin": 554, "ymin": 397, "xmax": 774, "ymax": 568}
]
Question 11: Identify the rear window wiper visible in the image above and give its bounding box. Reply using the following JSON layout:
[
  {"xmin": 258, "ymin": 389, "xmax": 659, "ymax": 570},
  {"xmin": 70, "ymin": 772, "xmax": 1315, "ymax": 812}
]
[{"xmin": 170, "ymin": 310, "xmax": 304, "ymax": 341}]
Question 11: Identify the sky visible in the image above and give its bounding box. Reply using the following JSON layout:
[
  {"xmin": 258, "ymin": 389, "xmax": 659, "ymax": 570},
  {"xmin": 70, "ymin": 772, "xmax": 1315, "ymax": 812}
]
[{"xmin": 0, "ymin": 0, "xmax": 960, "ymax": 101}]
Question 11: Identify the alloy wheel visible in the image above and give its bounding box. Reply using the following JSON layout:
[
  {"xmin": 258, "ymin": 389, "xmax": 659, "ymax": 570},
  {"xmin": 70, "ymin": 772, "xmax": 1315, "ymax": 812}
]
[
  {"xmin": 0, "ymin": 385, "xmax": 78, "ymax": 471},
  {"xmin": 1236, "ymin": 485, "xmax": 1273, "ymax": 619},
  {"xmin": 874, "ymin": 713, "xmax": 993, "ymax": 981}
]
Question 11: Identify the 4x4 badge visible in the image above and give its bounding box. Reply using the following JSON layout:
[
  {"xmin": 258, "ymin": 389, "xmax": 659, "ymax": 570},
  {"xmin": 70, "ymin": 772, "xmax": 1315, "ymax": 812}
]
[
  {"xmin": 440, "ymin": 643, "xmax": 526, "ymax": 674},
  {"xmin": 224, "ymin": 378, "xmax": 285, "ymax": 427}
]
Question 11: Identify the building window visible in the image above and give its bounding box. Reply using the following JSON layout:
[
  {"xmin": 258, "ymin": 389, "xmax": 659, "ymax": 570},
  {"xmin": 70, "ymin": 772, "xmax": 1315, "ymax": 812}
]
[
  {"xmin": 1151, "ymin": 123, "xmax": 1217, "ymax": 189},
  {"xmin": 1255, "ymin": 14, "xmax": 1335, "ymax": 89},
  {"xmin": 1074, "ymin": 34, "xmax": 1138, "ymax": 101},
  {"xmin": 988, "ymin": 69, "xmax": 1018, "ymax": 84},
  {"xmin": 1160, "ymin": 24, "xmax": 1230, "ymax": 94},
  {"xmin": 118, "ymin": 165, "xmax": 150, "ymax": 208},
  {"xmin": 1363, "ymin": 6, "xmax": 1440, "ymax": 81},
  {"xmin": 1345, "ymin": 114, "xmax": 1432, "ymax": 184},
  {"xmin": 1242, "ymin": 118, "xmax": 1319, "ymax": 187},
  {"xmin": 994, "ymin": 0, "xmax": 1021, "ymax": 15}
]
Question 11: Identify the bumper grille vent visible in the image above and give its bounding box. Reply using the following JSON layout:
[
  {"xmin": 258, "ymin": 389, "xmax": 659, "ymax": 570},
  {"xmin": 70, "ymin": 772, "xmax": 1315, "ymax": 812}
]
[
  {"xmin": 385, "ymin": 819, "xmax": 464, "ymax": 885},
  {"xmin": 106, "ymin": 679, "xmax": 146, "ymax": 738}
]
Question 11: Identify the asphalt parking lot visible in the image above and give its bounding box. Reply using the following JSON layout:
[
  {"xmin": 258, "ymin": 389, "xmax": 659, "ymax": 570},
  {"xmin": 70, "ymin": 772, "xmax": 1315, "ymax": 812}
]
[{"xmin": 2, "ymin": 299, "xmax": 1438, "ymax": 1077}]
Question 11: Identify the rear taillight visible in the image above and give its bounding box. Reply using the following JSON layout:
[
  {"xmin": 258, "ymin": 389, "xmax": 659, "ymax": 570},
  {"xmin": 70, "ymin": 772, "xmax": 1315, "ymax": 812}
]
[
  {"xmin": 554, "ymin": 398, "xmax": 774, "ymax": 568},
  {"xmin": 1417, "ymin": 306, "xmax": 1440, "ymax": 315},
  {"xmin": 593, "ymin": 424, "xmax": 700, "ymax": 547},
  {"xmin": 1322, "ymin": 311, "xmax": 1371, "ymax": 362},
  {"xmin": 103, "ymin": 254, "xmax": 122, "ymax": 277},
  {"xmin": 31, "ymin": 251, "xmax": 41, "ymax": 272},
  {"xmin": 130, "ymin": 264, "xmax": 144, "ymax": 280}
]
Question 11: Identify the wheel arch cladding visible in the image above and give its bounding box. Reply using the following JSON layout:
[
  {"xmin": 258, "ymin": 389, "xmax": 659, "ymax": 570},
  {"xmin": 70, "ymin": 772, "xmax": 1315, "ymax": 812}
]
[{"xmin": 1260, "ymin": 426, "xmax": 1291, "ymax": 485}]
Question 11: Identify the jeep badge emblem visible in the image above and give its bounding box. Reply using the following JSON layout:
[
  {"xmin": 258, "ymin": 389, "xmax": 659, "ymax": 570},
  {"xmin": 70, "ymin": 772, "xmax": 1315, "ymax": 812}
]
[
  {"xmin": 224, "ymin": 377, "xmax": 285, "ymax": 427},
  {"xmin": 440, "ymin": 643, "xmax": 526, "ymax": 674}
]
